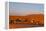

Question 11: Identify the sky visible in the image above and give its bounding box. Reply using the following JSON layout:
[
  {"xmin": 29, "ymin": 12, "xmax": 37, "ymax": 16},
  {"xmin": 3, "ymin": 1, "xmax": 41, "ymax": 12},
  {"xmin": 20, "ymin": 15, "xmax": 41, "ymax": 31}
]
[{"xmin": 9, "ymin": 2, "xmax": 44, "ymax": 16}]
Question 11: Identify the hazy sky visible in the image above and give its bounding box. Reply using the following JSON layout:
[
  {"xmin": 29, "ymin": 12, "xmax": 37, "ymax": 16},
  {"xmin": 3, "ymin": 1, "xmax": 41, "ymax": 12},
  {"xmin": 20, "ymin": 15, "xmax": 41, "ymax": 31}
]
[{"xmin": 9, "ymin": 2, "xmax": 44, "ymax": 16}]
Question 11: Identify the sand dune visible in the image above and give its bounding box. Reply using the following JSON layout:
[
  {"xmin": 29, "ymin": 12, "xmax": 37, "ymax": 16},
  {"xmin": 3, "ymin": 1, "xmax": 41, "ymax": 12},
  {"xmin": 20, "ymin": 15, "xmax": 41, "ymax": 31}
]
[{"xmin": 9, "ymin": 14, "xmax": 44, "ymax": 29}]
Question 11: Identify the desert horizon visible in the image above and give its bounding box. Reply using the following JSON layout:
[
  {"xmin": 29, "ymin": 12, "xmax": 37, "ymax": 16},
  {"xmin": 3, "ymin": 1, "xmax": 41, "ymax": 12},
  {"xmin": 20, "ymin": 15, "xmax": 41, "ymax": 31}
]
[{"xmin": 9, "ymin": 10, "xmax": 44, "ymax": 16}]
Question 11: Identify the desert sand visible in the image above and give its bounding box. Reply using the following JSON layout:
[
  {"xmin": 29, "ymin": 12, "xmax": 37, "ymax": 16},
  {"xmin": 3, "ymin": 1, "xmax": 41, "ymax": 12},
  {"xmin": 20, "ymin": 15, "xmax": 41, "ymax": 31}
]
[{"xmin": 9, "ymin": 14, "xmax": 44, "ymax": 29}]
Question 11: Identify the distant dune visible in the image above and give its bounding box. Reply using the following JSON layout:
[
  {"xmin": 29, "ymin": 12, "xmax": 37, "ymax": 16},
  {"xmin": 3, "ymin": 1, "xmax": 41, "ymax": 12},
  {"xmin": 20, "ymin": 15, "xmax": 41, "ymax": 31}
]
[{"xmin": 9, "ymin": 10, "xmax": 44, "ymax": 16}]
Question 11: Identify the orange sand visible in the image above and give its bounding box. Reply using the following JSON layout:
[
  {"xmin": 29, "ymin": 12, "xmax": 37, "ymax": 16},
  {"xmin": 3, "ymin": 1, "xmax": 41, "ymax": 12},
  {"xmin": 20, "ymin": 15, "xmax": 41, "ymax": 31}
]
[{"xmin": 9, "ymin": 14, "xmax": 44, "ymax": 29}]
